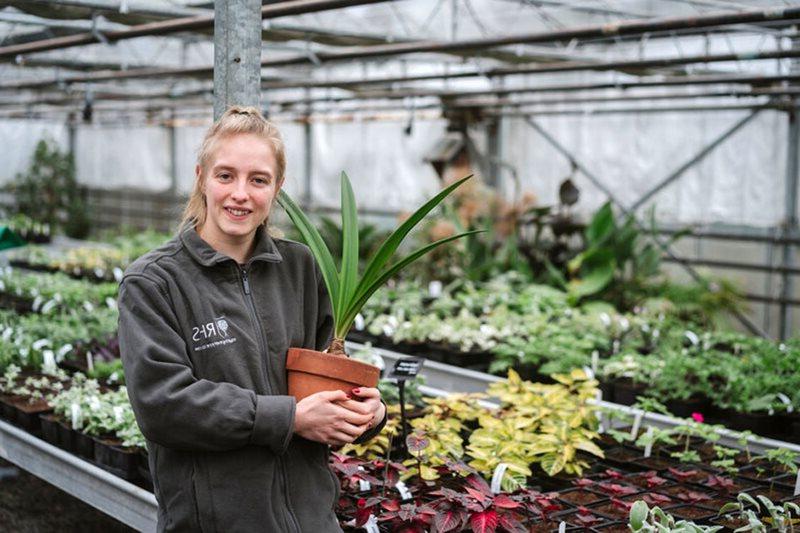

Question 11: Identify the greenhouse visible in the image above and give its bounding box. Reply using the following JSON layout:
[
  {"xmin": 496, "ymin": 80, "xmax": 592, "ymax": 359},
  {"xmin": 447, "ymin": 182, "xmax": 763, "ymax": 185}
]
[{"xmin": 1, "ymin": 0, "xmax": 800, "ymax": 531}]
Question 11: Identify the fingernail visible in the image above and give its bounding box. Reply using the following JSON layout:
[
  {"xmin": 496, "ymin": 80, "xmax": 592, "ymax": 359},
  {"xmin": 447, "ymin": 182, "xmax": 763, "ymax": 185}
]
[{"xmin": 352, "ymin": 388, "xmax": 361, "ymax": 394}]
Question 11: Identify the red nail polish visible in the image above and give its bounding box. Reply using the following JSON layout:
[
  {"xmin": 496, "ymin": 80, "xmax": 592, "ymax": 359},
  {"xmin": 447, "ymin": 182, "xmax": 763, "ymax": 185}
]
[{"xmin": 352, "ymin": 388, "xmax": 361, "ymax": 394}]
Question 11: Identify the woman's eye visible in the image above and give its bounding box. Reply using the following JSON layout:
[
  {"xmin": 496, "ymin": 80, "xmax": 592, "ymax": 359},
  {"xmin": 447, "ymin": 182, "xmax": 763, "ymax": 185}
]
[
  {"xmin": 217, "ymin": 173, "xmax": 232, "ymax": 181},
  {"xmin": 253, "ymin": 176, "xmax": 270, "ymax": 186}
]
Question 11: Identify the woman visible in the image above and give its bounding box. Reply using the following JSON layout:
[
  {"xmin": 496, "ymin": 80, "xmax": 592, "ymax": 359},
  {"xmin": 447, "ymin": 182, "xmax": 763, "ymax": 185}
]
[{"xmin": 118, "ymin": 106, "xmax": 386, "ymax": 533}]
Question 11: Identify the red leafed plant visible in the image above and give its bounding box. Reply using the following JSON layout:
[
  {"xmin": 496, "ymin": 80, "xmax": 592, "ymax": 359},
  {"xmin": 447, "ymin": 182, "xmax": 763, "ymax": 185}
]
[
  {"xmin": 428, "ymin": 474, "xmax": 527, "ymax": 533},
  {"xmin": 573, "ymin": 478, "xmax": 594, "ymax": 488},
  {"xmin": 705, "ymin": 474, "xmax": 736, "ymax": 493},
  {"xmin": 676, "ymin": 490, "xmax": 712, "ymax": 504},
  {"xmin": 604, "ymin": 469, "xmax": 625, "ymax": 480},
  {"xmin": 596, "ymin": 481, "xmax": 639, "ymax": 497},
  {"xmin": 667, "ymin": 467, "xmax": 699, "ymax": 482}
]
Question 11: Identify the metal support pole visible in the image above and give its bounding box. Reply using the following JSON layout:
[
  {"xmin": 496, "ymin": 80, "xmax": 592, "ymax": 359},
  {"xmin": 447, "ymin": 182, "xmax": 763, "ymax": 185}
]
[
  {"xmin": 486, "ymin": 116, "xmax": 501, "ymax": 188},
  {"xmin": 630, "ymin": 109, "xmax": 762, "ymax": 212},
  {"xmin": 213, "ymin": 0, "xmax": 262, "ymax": 120},
  {"xmin": 303, "ymin": 89, "xmax": 313, "ymax": 207},
  {"xmin": 524, "ymin": 116, "xmax": 769, "ymax": 337},
  {"xmin": 168, "ymin": 108, "xmax": 178, "ymax": 196},
  {"xmin": 780, "ymin": 102, "xmax": 799, "ymax": 339}
]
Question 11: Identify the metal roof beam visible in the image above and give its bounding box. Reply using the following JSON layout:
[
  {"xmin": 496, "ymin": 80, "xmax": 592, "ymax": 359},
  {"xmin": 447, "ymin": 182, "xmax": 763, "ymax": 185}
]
[{"xmin": 0, "ymin": 0, "xmax": 391, "ymax": 59}]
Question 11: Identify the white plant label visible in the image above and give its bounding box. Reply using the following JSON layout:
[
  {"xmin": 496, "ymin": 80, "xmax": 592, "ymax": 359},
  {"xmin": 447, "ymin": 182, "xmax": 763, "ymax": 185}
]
[
  {"xmin": 94, "ymin": 268, "xmax": 105, "ymax": 279},
  {"xmin": 83, "ymin": 301, "xmax": 94, "ymax": 312},
  {"xmin": 591, "ymin": 351, "xmax": 599, "ymax": 374},
  {"xmin": 354, "ymin": 314, "xmax": 365, "ymax": 331},
  {"xmin": 71, "ymin": 403, "xmax": 82, "ymax": 430},
  {"xmin": 684, "ymin": 330, "xmax": 700, "ymax": 346},
  {"xmin": 795, "ymin": 469, "xmax": 800, "ymax": 496},
  {"xmin": 113, "ymin": 406, "xmax": 124, "ymax": 424},
  {"xmin": 597, "ymin": 413, "xmax": 606, "ymax": 434},
  {"xmin": 643, "ymin": 427, "xmax": 654, "ymax": 458},
  {"xmin": 595, "ymin": 388, "xmax": 603, "ymax": 403},
  {"xmin": 490, "ymin": 463, "xmax": 509, "ymax": 494},
  {"xmin": 428, "ymin": 280, "xmax": 443, "ymax": 298},
  {"xmin": 777, "ymin": 393, "xmax": 794, "ymax": 413},
  {"xmin": 356, "ymin": 466, "xmax": 371, "ymax": 491},
  {"xmin": 113, "ymin": 267, "xmax": 124, "ymax": 282},
  {"xmin": 86, "ymin": 351, "xmax": 94, "ymax": 373},
  {"xmin": 32, "ymin": 338, "xmax": 50, "ymax": 351},
  {"xmin": 558, "ymin": 522, "xmax": 566, "ymax": 533},
  {"xmin": 630, "ymin": 410, "xmax": 644, "ymax": 440},
  {"xmin": 42, "ymin": 350, "xmax": 56, "ymax": 375},
  {"xmin": 363, "ymin": 515, "xmax": 380, "ymax": 533},
  {"xmin": 106, "ymin": 297, "xmax": 117, "ymax": 309},
  {"xmin": 56, "ymin": 344, "xmax": 73, "ymax": 361},
  {"xmin": 32, "ymin": 295, "xmax": 43, "ymax": 312},
  {"xmin": 395, "ymin": 480, "xmax": 412, "ymax": 500},
  {"xmin": 109, "ymin": 372, "xmax": 119, "ymax": 384},
  {"xmin": 582, "ymin": 366, "xmax": 595, "ymax": 380},
  {"xmin": 40, "ymin": 299, "xmax": 57, "ymax": 315}
]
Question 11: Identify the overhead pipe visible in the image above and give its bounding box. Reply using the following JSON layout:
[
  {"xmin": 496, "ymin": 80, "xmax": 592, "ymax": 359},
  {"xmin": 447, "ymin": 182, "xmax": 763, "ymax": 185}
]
[{"xmin": 0, "ymin": 0, "xmax": 390, "ymax": 60}]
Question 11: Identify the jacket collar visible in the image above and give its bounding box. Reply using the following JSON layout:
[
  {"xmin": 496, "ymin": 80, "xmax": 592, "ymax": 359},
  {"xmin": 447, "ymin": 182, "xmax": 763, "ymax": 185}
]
[{"xmin": 180, "ymin": 224, "xmax": 283, "ymax": 267}]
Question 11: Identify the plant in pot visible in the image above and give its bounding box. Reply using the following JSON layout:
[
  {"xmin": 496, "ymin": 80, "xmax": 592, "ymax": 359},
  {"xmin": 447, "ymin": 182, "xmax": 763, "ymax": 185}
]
[{"xmin": 278, "ymin": 173, "xmax": 477, "ymax": 400}]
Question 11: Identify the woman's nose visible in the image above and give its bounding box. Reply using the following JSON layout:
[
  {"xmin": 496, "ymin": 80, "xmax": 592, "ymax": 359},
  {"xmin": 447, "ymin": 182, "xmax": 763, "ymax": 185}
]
[{"xmin": 230, "ymin": 178, "xmax": 248, "ymax": 201}]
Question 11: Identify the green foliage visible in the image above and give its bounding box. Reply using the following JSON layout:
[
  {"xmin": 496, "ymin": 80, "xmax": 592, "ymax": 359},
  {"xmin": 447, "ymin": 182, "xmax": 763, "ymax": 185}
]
[
  {"xmin": 278, "ymin": 172, "xmax": 477, "ymax": 345},
  {"xmin": 630, "ymin": 500, "xmax": 722, "ymax": 533},
  {"xmin": 10, "ymin": 138, "xmax": 89, "ymax": 238}
]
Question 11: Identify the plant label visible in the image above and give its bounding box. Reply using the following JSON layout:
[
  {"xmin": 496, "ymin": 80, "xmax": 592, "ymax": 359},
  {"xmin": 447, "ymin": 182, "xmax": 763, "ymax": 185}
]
[
  {"xmin": 777, "ymin": 393, "xmax": 794, "ymax": 413},
  {"xmin": 71, "ymin": 403, "xmax": 82, "ymax": 430},
  {"xmin": 582, "ymin": 366, "xmax": 595, "ymax": 380},
  {"xmin": 630, "ymin": 410, "xmax": 644, "ymax": 440},
  {"xmin": 395, "ymin": 480, "xmax": 412, "ymax": 500},
  {"xmin": 795, "ymin": 469, "xmax": 800, "ymax": 496},
  {"xmin": 388, "ymin": 358, "xmax": 424, "ymax": 381},
  {"xmin": 643, "ymin": 427, "xmax": 654, "ymax": 458},
  {"xmin": 364, "ymin": 516, "xmax": 380, "ymax": 533},
  {"xmin": 357, "ymin": 466, "xmax": 371, "ymax": 491},
  {"xmin": 428, "ymin": 280, "xmax": 443, "ymax": 298},
  {"xmin": 354, "ymin": 313, "xmax": 365, "ymax": 331},
  {"xmin": 491, "ymin": 463, "xmax": 509, "ymax": 494},
  {"xmin": 113, "ymin": 267, "xmax": 124, "ymax": 282},
  {"xmin": 591, "ymin": 351, "xmax": 599, "ymax": 374},
  {"xmin": 558, "ymin": 521, "xmax": 566, "ymax": 533},
  {"xmin": 42, "ymin": 350, "xmax": 56, "ymax": 375},
  {"xmin": 86, "ymin": 351, "xmax": 94, "ymax": 373}
]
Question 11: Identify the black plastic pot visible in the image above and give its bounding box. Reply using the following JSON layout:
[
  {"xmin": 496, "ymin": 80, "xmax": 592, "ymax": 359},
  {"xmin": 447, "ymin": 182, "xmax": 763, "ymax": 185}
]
[
  {"xmin": 93, "ymin": 437, "xmax": 139, "ymax": 480},
  {"xmin": 56, "ymin": 420, "xmax": 77, "ymax": 453},
  {"xmin": 664, "ymin": 396, "xmax": 709, "ymax": 419},
  {"xmin": 12, "ymin": 398, "xmax": 50, "ymax": 435},
  {"xmin": 0, "ymin": 396, "xmax": 18, "ymax": 423},
  {"xmin": 73, "ymin": 429, "xmax": 95, "ymax": 460},
  {"xmin": 612, "ymin": 379, "xmax": 646, "ymax": 406},
  {"xmin": 39, "ymin": 413, "xmax": 61, "ymax": 447}
]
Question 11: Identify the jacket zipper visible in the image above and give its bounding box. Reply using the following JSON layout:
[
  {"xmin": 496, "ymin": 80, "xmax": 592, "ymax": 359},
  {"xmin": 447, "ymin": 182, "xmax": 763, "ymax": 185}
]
[{"xmin": 238, "ymin": 266, "xmax": 302, "ymax": 533}]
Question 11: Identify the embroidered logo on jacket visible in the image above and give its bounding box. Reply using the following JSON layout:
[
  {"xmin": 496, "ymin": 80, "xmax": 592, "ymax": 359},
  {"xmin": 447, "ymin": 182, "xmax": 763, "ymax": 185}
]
[{"xmin": 192, "ymin": 316, "xmax": 237, "ymax": 352}]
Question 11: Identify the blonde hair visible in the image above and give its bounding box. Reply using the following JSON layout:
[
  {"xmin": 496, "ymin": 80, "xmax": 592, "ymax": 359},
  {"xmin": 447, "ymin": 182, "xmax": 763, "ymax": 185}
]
[{"xmin": 181, "ymin": 105, "xmax": 286, "ymax": 228}]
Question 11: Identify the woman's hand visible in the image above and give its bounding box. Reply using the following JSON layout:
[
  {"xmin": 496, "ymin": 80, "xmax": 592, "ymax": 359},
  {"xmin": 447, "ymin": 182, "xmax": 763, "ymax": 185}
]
[
  {"xmin": 293, "ymin": 390, "xmax": 374, "ymax": 446},
  {"xmin": 349, "ymin": 387, "xmax": 385, "ymax": 428}
]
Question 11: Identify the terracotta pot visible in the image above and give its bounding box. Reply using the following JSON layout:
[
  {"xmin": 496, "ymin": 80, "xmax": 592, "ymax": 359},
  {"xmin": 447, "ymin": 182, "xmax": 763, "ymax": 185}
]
[{"xmin": 285, "ymin": 347, "xmax": 380, "ymax": 401}]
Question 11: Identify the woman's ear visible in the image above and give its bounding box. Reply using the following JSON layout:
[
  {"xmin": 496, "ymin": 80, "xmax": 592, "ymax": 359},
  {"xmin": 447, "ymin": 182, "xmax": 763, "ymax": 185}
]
[{"xmin": 195, "ymin": 165, "xmax": 204, "ymax": 192}]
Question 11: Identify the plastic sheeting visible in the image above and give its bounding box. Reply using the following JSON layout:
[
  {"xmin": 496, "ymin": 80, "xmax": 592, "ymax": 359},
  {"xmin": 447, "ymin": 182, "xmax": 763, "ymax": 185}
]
[
  {"xmin": 503, "ymin": 108, "xmax": 789, "ymax": 228},
  {"xmin": 0, "ymin": 109, "xmax": 792, "ymax": 229}
]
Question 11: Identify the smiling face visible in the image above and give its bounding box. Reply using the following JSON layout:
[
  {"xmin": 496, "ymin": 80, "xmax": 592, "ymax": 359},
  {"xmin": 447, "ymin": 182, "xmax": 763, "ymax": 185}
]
[{"xmin": 196, "ymin": 133, "xmax": 282, "ymax": 261}]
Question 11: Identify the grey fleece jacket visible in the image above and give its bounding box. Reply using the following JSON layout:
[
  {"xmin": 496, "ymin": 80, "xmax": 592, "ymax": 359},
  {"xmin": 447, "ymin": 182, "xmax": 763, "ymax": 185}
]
[{"xmin": 118, "ymin": 226, "xmax": 385, "ymax": 533}]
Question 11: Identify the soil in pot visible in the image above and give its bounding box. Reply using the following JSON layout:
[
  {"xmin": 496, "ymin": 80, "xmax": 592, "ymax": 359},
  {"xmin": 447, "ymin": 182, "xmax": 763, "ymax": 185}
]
[
  {"xmin": 603, "ymin": 447, "xmax": 648, "ymax": 470},
  {"xmin": 591, "ymin": 523, "xmax": 630, "ymax": 533},
  {"xmin": 663, "ymin": 466, "xmax": 716, "ymax": 485},
  {"xmin": 621, "ymin": 492, "xmax": 674, "ymax": 507},
  {"xmin": 588, "ymin": 500, "xmax": 633, "ymax": 521},
  {"xmin": 557, "ymin": 509, "xmax": 613, "ymax": 529},
  {"xmin": 285, "ymin": 348, "xmax": 380, "ymax": 401},
  {"xmin": 710, "ymin": 513, "xmax": 750, "ymax": 531},
  {"xmin": 746, "ymin": 485, "xmax": 793, "ymax": 501},
  {"xmin": 527, "ymin": 520, "xmax": 568, "ymax": 532},
  {"xmin": 665, "ymin": 504, "xmax": 716, "ymax": 521},
  {"xmin": 557, "ymin": 488, "xmax": 607, "ymax": 506},
  {"xmin": 624, "ymin": 471, "xmax": 672, "ymax": 490},
  {"xmin": 631, "ymin": 456, "xmax": 673, "ymax": 471}
]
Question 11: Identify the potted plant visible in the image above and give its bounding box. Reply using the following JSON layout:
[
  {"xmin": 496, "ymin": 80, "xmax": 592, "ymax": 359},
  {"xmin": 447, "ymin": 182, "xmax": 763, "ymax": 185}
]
[{"xmin": 278, "ymin": 173, "xmax": 477, "ymax": 400}]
